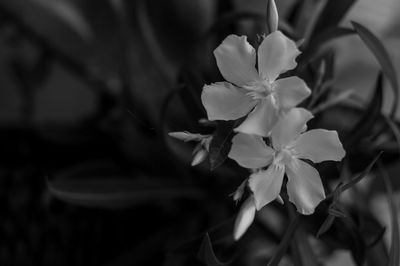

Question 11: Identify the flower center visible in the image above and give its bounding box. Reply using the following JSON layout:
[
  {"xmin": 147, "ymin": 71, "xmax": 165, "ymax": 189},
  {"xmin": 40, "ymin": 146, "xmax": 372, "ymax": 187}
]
[
  {"xmin": 246, "ymin": 80, "xmax": 276, "ymax": 100},
  {"xmin": 274, "ymin": 148, "xmax": 296, "ymax": 165}
]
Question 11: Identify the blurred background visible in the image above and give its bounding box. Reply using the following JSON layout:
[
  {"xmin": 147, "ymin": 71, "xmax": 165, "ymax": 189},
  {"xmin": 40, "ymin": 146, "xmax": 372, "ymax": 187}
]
[{"xmin": 0, "ymin": 0, "xmax": 400, "ymax": 265}]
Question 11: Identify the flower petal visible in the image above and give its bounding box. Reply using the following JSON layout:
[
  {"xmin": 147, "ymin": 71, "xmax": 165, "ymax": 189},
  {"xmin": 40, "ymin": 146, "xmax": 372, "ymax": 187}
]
[
  {"xmin": 234, "ymin": 96, "xmax": 279, "ymax": 137},
  {"xmin": 258, "ymin": 31, "xmax": 301, "ymax": 82},
  {"xmin": 271, "ymin": 108, "xmax": 313, "ymax": 150},
  {"xmin": 168, "ymin": 131, "xmax": 207, "ymax": 142},
  {"xmin": 201, "ymin": 82, "xmax": 256, "ymax": 121},
  {"xmin": 274, "ymin": 76, "xmax": 311, "ymax": 109},
  {"xmin": 291, "ymin": 129, "xmax": 346, "ymax": 163},
  {"xmin": 248, "ymin": 164, "xmax": 285, "ymax": 210},
  {"xmin": 234, "ymin": 196, "xmax": 256, "ymax": 240},
  {"xmin": 229, "ymin": 133, "xmax": 274, "ymax": 169},
  {"xmin": 214, "ymin": 35, "xmax": 260, "ymax": 87},
  {"xmin": 286, "ymin": 158, "xmax": 325, "ymax": 215}
]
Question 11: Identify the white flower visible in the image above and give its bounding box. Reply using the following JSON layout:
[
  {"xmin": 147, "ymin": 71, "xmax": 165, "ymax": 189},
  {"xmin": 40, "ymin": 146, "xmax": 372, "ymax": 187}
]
[
  {"xmin": 201, "ymin": 31, "xmax": 311, "ymax": 136},
  {"xmin": 228, "ymin": 108, "xmax": 346, "ymax": 215}
]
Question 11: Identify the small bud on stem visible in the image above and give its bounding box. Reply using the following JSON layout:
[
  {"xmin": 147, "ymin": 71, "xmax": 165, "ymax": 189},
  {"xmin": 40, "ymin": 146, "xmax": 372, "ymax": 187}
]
[{"xmin": 266, "ymin": 0, "xmax": 279, "ymax": 34}]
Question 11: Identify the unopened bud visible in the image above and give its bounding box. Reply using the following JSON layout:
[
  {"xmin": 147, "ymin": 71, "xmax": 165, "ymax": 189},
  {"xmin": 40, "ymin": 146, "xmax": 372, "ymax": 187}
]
[
  {"xmin": 168, "ymin": 131, "xmax": 205, "ymax": 142},
  {"xmin": 266, "ymin": 0, "xmax": 279, "ymax": 34},
  {"xmin": 191, "ymin": 149, "xmax": 208, "ymax": 166},
  {"xmin": 230, "ymin": 179, "xmax": 248, "ymax": 203},
  {"xmin": 233, "ymin": 196, "xmax": 256, "ymax": 241},
  {"xmin": 275, "ymin": 195, "xmax": 284, "ymax": 205}
]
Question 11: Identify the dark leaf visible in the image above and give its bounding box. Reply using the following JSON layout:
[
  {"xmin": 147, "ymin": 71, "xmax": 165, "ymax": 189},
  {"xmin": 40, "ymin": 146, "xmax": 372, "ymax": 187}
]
[
  {"xmin": 197, "ymin": 233, "xmax": 230, "ymax": 266},
  {"xmin": 300, "ymin": 27, "xmax": 355, "ymax": 66},
  {"xmin": 311, "ymin": 89, "xmax": 354, "ymax": 115},
  {"xmin": 346, "ymin": 220, "xmax": 367, "ymax": 265},
  {"xmin": 310, "ymin": 0, "xmax": 356, "ymax": 38},
  {"xmin": 367, "ymin": 227, "xmax": 386, "ymax": 248},
  {"xmin": 0, "ymin": 0, "xmax": 93, "ymax": 43},
  {"xmin": 105, "ymin": 228, "xmax": 171, "ymax": 266},
  {"xmin": 267, "ymin": 214, "xmax": 301, "ymax": 266},
  {"xmin": 377, "ymin": 162, "xmax": 400, "ymax": 266},
  {"xmin": 209, "ymin": 121, "xmax": 238, "ymax": 170},
  {"xmin": 317, "ymin": 215, "xmax": 336, "ymax": 238},
  {"xmin": 339, "ymin": 151, "xmax": 383, "ymax": 193},
  {"xmin": 324, "ymin": 152, "xmax": 382, "ymax": 202},
  {"xmin": 180, "ymin": 70, "xmax": 208, "ymax": 122},
  {"xmin": 352, "ymin": 22, "xmax": 399, "ymax": 118},
  {"xmin": 384, "ymin": 116, "xmax": 400, "ymax": 154},
  {"xmin": 345, "ymin": 72, "xmax": 383, "ymax": 146},
  {"xmin": 205, "ymin": 11, "xmax": 296, "ymax": 40},
  {"xmin": 318, "ymin": 185, "xmax": 346, "ymax": 237},
  {"xmin": 320, "ymin": 213, "xmax": 366, "ymax": 265},
  {"xmin": 48, "ymin": 176, "xmax": 204, "ymax": 209},
  {"xmin": 170, "ymin": 217, "xmax": 235, "ymax": 254},
  {"xmin": 319, "ymin": 153, "xmax": 382, "ymax": 238},
  {"xmin": 292, "ymin": 227, "xmax": 320, "ymax": 266},
  {"xmin": 328, "ymin": 206, "xmax": 347, "ymax": 218},
  {"xmin": 206, "ymin": 11, "xmax": 263, "ymax": 39}
]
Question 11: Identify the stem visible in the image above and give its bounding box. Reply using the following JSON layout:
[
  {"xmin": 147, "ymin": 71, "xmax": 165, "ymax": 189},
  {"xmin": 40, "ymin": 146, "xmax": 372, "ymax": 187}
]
[{"xmin": 267, "ymin": 194, "xmax": 300, "ymax": 266}]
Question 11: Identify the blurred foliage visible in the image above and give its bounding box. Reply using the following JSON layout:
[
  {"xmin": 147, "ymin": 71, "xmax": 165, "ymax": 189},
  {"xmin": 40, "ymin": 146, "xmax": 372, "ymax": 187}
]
[{"xmin": 0, "ymin": 0, "xmax": 399, "ymax": 265}]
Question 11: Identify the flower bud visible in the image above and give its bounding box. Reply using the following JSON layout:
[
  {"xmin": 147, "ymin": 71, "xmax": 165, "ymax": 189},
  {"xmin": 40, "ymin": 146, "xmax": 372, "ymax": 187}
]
[
  {"xmin": 230, "ymin": 179, "xmax": 247, "ymax": 202},
  {"xmin": 233, "ymin": 196, "xmax": 256, "ymax": 240},
  {"xmin": 266, "ymin": 0, "xmax": 279, "ymax": 34},
  {"xmin": 276, "ymin": 195, "xmax": 284, "ymax": 205},
  {"xmin": 191, "ymin": 149, "xmax": 208, "ymax": 166},
  {"xmin": 168, "ymin": 131, "xmax": 204, "ymax": 142}
]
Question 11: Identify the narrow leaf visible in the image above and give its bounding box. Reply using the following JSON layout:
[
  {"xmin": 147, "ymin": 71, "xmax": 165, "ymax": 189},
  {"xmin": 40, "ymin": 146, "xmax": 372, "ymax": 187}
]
[
  {"xmin": 209, "ymin": 121, "xmax": 237, "ymax": 170},
  {"xmin": 170, "ymin": 217, "xmax": 235, "ymax": 253},
  {"xmin": 197, "ymin": 233, "xmax": 230, "ymax": 266},
  {"xmin": 48, "ymin": 176, "xmax": 204, "ymax": 209},
  {"xmin": 300, "ymin": 27, "xmax": 355, "ymax": 66},
  {"xmin": 329, "ymin": 206, "xmax": 347, "ymax": 218},
  {"xmin": 312, "ymin": 89, "xmax": 354, "ymax": 115},
  {"xmin": 326, "ymin": 151, "xmax": 383, "ymax": 201},
  {"xmin": 384, "ymin": 116, "xmax": 400, "ymax": 154},
  {"xmin": 317, "ymin": 215, "xmax": 336, "ymax": 238},
  {"xmin": 205, "ymin": 11, "xmax": 295, "ymax": 40},
  {"xmin": 346, "ymin": 72, "xmax": 383, "ymax": 146},
  {"xmin": 341, "ymin": 152, "xmax": 383, "ymax": 192},
  {"xmin": 25, "ymin": 0, "xmax": 93, "ymax": 42},
  {"xmin": 293, "ymin": 227, "xmax": 320, "ymax": 266},
  {"xmin": 267, "ymin": 214, "xmax": 301, "ymax": 266},
  {"xmin": 352, "ymin": 22, "xmax": 399, "ymax": 118},
  {"xmin": 311, "ymin": 0, "xmax": 356, "ymax": 38},
  {"xmin": 377, "ymin": 162, "xmax": 400, "ymax": 266}
]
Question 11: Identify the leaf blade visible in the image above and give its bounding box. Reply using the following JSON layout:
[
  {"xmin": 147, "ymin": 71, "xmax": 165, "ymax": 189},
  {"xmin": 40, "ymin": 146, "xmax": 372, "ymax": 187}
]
[
  {"xmin": 197, "ymin": 233, "xmax": 230, "ymax": 266},
  {"xmin": 48, "ymin": 176, "xmax": 204, "ymax": 209},
  {"xmin": 352, "ymin": 21, "xmax": 399, "ymax": 118},
  {"xmin": 377, "ymin": 162, "xmax": 400, "ymax": 266}
]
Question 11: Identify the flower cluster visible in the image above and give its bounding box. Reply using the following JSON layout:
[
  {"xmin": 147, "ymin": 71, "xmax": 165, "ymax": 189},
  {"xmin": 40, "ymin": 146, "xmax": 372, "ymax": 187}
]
[{"xmin": 170, "ymin": 0, "xmax": 346, "ymax": 241}]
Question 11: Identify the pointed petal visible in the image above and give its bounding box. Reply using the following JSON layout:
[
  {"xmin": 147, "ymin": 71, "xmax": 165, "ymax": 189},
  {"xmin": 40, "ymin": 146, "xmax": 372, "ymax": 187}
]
[
  {"xmin": 234, "ymin": 196, "xmax": 256, "ymax": 240},
  {"xmin": 229, "ymin": 133, "xmax": 274, "ymax": 169},
  {"xmin": 191, "ymin": 149, "xmax": 208, "ymax": 166},
  {"xmin": 292, "ymin": 129, "xmax": 346, "ymax": 163},
  {"xmin": 214, "ymin": 35, "xmax": 260, "ymax": 87},
  {"xmin": 248, "ymin": 164, "xmax": 285, "ymax": 210},
  {"xmin": 234, "ymin": 96, "xmax": 279, "ymax": 137},
  {"xmin": 168, "ymin": 131, "xmax": 207, "ymax": 142},
  {"xmin": 201, "ymin": 82, "xmax": 256, "ymax": 121},
  {"xmin": 271, "ymin": 108, "xmax": 313, "ymax": 150},
  {"xmin": 231, "ymin": 179, "xmax": 247, "ymax": 202},
  {"xmin": 258, "ymin": 31, "xmax": 300, "ymax": 82},
  {"xmin": 274, "ymin": 77, "xmax": 311, "ymax": 109},
  {"xmin": 286, "ymin": 159, "xmax": 325, "ymax": 215}
]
